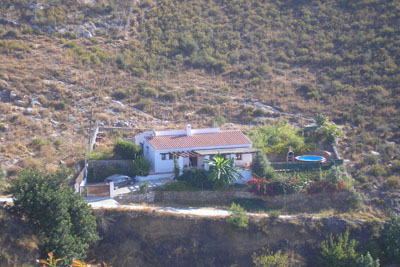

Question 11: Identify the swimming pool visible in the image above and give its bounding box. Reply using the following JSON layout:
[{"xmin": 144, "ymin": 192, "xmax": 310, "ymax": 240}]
[{"xmin": 295, "ymin": 155, "xmax": 326, "ymax": 162}]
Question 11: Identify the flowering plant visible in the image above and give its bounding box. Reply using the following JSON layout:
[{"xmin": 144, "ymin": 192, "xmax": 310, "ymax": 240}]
[
  {"xmin": 247, "ymin": 177, "xmax": 304, "ymax": 196},
  {"xmin": 306, "ymin": 181, "xmax": 345, "ymax": 194}
]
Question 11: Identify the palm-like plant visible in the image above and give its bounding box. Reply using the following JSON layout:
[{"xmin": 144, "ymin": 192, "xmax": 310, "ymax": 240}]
[{"xmin": 204, "ymin": 154, "xmax": 242, "ymax": 186}]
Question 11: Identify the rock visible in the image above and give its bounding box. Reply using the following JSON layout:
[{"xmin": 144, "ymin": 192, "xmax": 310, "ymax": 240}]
[
  {"xmin": 9, "ymin": 91, "xmax": 18, "ymax": 99},
  {"xmin": 23, "ymin": 108, "xmax": 34, "ymax": 115},
  {"xmin": 83, "ymin": 30, "xmax": 93, "ymax": 39},
  {"xmin": 15, "ymin": 100, "xmax": 25, "ymax": 106},
  {"xmin": 371, "ymin": 150, "xmax": 380, "ymax": 156}
]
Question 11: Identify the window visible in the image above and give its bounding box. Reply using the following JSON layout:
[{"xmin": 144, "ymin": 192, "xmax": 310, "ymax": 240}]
[
  {"xmin": 161, "ymin": 153, "xmax": 167, "ymax": 160},
  {"xmin": 235, "ymin": 153, "xmax": 242, "ymax": 160},
  {"xmin": 169, "ymin": 153, "xmax": 174, "ymax": 160}
]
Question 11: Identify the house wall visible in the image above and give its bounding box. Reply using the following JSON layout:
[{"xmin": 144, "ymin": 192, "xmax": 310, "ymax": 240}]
[
  {"xmin": 154, "ymin": 151, "xmax": 174, "ymax": 173},
  {"xmin": 144, "ymin": 143, "xmax": 156, "ymax": 172},
  {"xmin": 235, "ymin": 153, "xmax": 253, "ymax": 167},
  {"xmin": 140, "ymin": 134, "xmax": 253, "ymax": 174}
]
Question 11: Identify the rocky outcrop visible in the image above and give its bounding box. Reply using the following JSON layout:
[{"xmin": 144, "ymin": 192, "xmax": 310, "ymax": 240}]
[{"xmin": 89, "ymin": 209, "xmax": 370, "ymax": 267}]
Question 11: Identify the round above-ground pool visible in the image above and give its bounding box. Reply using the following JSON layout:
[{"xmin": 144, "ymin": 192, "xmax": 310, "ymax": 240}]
[{"xmin": 295, "ymin": 155, "xmax": 326, "ymax": 162}]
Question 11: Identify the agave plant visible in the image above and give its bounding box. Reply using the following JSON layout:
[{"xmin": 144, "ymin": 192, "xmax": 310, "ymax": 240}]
[{"xmin": 204, "ymin": 154, "xmax": 242, "ymax": 186}]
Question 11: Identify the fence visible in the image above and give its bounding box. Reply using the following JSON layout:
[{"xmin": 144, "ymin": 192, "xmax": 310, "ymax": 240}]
[
  {"xmin": 85, "ymin": 182, "xmax": 114, "ymax": 197},
  {"xmin": 271, "ymin": 159, "xmax": 343, "ymax": 172}
]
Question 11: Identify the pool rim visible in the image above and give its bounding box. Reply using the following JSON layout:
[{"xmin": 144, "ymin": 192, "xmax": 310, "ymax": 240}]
[{"xmin": 295, "ymin": 155, "xmax": 326, "ymax": 163}]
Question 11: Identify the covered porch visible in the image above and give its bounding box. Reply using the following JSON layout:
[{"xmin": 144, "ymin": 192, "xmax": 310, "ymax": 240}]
[{"xmin": 171, "ymin": 147, "xmax": 258, "ymax": 173}]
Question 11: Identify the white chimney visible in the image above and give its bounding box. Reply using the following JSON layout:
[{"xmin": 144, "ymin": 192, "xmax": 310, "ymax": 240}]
[{"xmin": 186, "ymin": 124, "xmax": 192, "ymax": 136}]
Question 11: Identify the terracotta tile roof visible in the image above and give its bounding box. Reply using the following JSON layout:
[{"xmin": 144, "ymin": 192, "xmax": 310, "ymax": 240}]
[{"xmin": 148, "ymin": 130, "xmax": 252, "ymax": 150}]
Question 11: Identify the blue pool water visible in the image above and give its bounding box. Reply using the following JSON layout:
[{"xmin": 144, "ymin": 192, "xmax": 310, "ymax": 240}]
[{"xmin": 295, "ymin": 155, "xmax": 326, "ymax": 162}]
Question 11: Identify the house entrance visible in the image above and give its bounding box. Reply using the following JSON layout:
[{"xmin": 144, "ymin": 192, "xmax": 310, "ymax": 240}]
[{"xmin": 189, "ymin": 157, "xmax": 197, "ymax": 167}]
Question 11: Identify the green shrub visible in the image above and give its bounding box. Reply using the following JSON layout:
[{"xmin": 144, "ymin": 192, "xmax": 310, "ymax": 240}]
[
  {"xmin": 379, "ymin": 213, "xmax": 400, "ymax": 263},
  {"xmin": 320, "ymin": 229, "xmax": 358, "ymax": 267},
  {"xmin": 176, "ymin": 168, "xmax": 212, "ymax": 189},
  {"xmin": 112, "ymin": 89, "xmax": 127, "ymax": 100},
  {"xmin": 87, "ymin": 151, "xmax": 111, "ymax": 160},
  {"xmin": 113, "ymin": 139, "xmax": 141, "ymax": 160},
  {"xmin": 132, "ymin": 157, "xmax": 151, "ymax": 176},
  {"xmin": 139, "ymin": 182, "xmax": 150, "ymax": 193},
  {"xmin": 250, "ymin": 121, "xmax": 311, "ymax": 155},
  {"xmin": 253, "ymin": 248, "xmax": 289, "ymax": 267},
  {"xmin": 31, "ymin": 138, "xmax": 49, "ymax": 148},
  {"xmin": 53, "ymin": 101, "xmax": 66, "ymax": 110},
  {"xmin": 386, "ymin": 176, "xmax": 400, "ymax": 189},
  {"xmin": 5, "ymin": 169, "xmax": 99, "ymax": 265},
  {"xmin": 251, "ymin": 152, "xmax": 275, "ymax": 179},
  {"xmin": 226, "ymin": 203, "xmax": 248, "ymax": 229},
  {"xmin": 162, "ymin": 181, "xmax": 193, "ymax": 191},
  {"xmin": 346, "ymin": 192, "xmax": 364, "ymax": 211},
  {"xmin": 356, "ymin": 252, "xmax": 380, "ymax": 267},
  {"xmin": 268, "ymin": 210, "xmax": 281, "ymax": 220},
  {"xmin": 369, "ymin": 164, "xmax": 387, "ymax": 177},
  {"xmin": 0, "ymin": 122, "xmax": 7, "ymax": 131},
  {"xmin": 390, "ymin": 160, "xmax": 400, "ymax": 173},
  {"xmin": 232, "ymin": 198, "xmax": 266, "ymax": 212}
]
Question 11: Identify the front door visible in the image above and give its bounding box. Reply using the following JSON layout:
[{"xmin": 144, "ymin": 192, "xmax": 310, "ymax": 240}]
[{"xmin": 189, "ymin": 157, "xmax": 197, "ymax": 167}]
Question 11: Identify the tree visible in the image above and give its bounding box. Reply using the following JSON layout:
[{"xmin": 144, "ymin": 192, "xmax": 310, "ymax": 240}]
[
  {"xmin": 379, "ymin": 213, "xmax": 400, "ymax": 263},
  {"xmin": 113, "ymin": 139, "xmax": 141, "ymax": 160},
  {"xmin": 356, "ymin": 252, "xmax": 380, "ymax": 267},
  {"xmin": 251, "ymin": 152, "xmax": 275, "ymax": 180},
  {"xmin": 173, "ymin": 156, "xmax": 180, "ymax": 179},
  {"xmin": 320, "ymin": 229, "xmax": 358, "ymax": 267},
  {"xmin": 132, "ymin": 156, "xmax": 151, "ymax": 176},
  {"xmin": 249, "ymin": 121, "xmax": 310, "ymax": 155},
  {"xmin": 204, "ymin": 154, "xmax": 242, "ymax": 187},
  {"xmin": 253, "ymin": 248, "xmax": 289, "ymax": 267},
  {"xmin": 6, "ymin": 169, "xmax": 99, "ymax": 266}
]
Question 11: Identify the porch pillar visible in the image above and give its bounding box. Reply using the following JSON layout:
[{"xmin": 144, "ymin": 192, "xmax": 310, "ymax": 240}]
[
  {"xmin": 204, "ymin": 155, "xmax": 210, "ymax": 171},
  {"xmin": 230, "ymin": 153, "xmax": 236, "ymax": 167},
  {"xmin": 178, "ymin": 156, "xmax": 184, "ymax": 175}
]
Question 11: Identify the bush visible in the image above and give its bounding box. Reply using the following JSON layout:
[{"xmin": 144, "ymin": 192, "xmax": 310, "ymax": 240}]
[
  {"xmin": 176, "ymin": 168, "xmax": 212, "ymax": 189},
  {"xmin": 249, "ymin": 121, "xmax": 311, "ymax": 155},
  {"xmin": 391, "ymin": 160, "xmax": 400, "ymax": 173},
  {"xmin": 53, "ymin": 101, "xmax": 66, "ymax": 110},
  {"xmin": 320, "ymin": 229, "xmax": 358, "ymax": 267},
  {"xmin": 87, "ymin": 151, "xmax": 111, "ymax": 160},
  {"xmin": 248, "ymin": 177, "xmax": 303, "ymax": 196},
  {"xmin": 162, "ymin": 181, "xmax": 193, "ymax": 191},
  {"xmin": 307, "ymin": 181, "xmax": 345, "ymax": 194},
  {"xmin": 132, "ymin": 157, "xmax": 151, "ymax": 176},
  {"xmin": 31, "ymin": 137, "xmax": 49, "ymax": 148},
  {"xmin": 369, "ymin": 164, "xmax": 387, "ymax": 177},
  {"xmin": 253, "ymin": 248, "xmax": 289, "ymax": 267},
  {"xmin": 356, "ymin": 252, "xmax": 380, "ymax": 267},
  {"xmin": 113, "ymin": 139, "xmax": 141, "ymax": 160},
  {"xmin": 226, "ymin": 203, "xmax": 248, "ymax": 229},
  {"xmin": 268, "ymin": 210, "xmax": 281, "ymax": 220},
  {"xmin": 386, "ymin": 176, "xmax": 400, "ymax": 189},
  {"xmin": 346, "ymin": 192, "xmax": 364, "ymax": 211},
  {"xmin": 0, "ymin": 122, "xmax": 7, "ymax": 131},
  {"xmin": 379, "ymin": 213, "xmax": 400, "ymax": 263},
  {"xmin": 251, "ymin": 152, "xmax": 274, "ymax": 179}
]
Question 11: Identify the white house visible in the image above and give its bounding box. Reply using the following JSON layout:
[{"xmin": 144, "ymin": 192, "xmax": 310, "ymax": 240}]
[{"xmin": 135, "ymin": 124, "xmax": 257, "ymax": 180}]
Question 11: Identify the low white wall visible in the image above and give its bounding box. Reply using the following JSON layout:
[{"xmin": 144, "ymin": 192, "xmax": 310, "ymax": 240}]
[{"xmin": 136, "ymin": 172, "xmax": 175, "ymax": 181}]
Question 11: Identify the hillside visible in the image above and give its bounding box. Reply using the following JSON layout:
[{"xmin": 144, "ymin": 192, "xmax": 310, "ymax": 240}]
[{"xmin": 0, "ymin": 0, "xmax": 399, "ymax": 191}]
